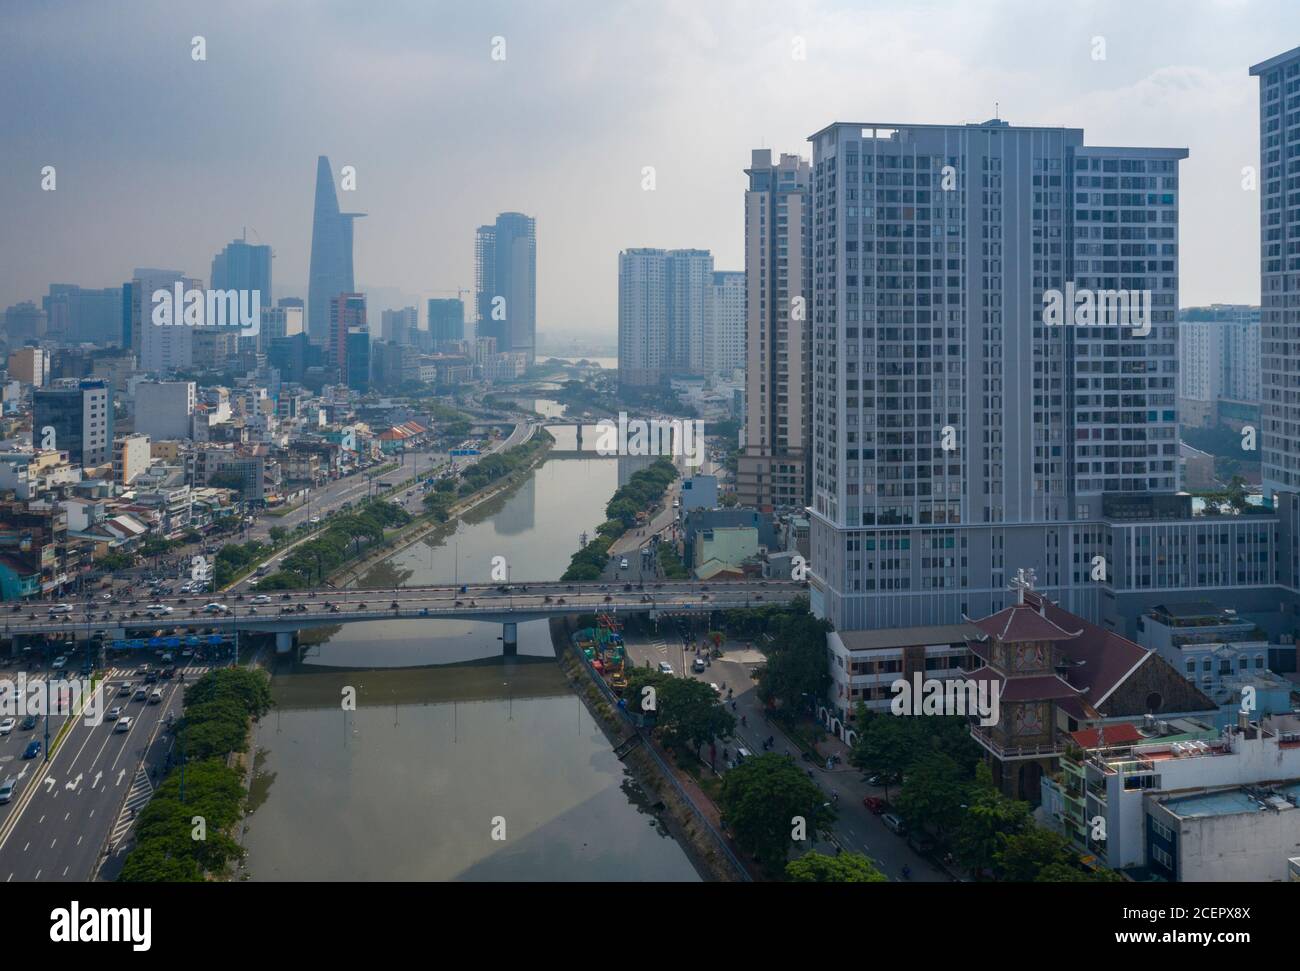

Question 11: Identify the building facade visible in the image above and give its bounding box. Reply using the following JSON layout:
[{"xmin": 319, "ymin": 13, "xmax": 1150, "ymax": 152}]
[
  {"xmin": 307, "ymin": 155, "xmax": 365, "ymax": 343},
  {"xmin": 475, "ymin": 212, "xmax": 536, "ymax": 363}
]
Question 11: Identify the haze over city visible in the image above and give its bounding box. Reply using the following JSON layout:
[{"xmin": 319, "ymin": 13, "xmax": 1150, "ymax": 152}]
[{"xmin": 1, "ymin": 0, "xmax": 1291, "ymax": 334}]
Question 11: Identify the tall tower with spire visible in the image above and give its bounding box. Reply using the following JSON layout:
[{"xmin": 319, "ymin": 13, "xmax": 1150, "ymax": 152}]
[{"xmin": 308, "ymin": 155, "xmax": 366, "ymax": 344}]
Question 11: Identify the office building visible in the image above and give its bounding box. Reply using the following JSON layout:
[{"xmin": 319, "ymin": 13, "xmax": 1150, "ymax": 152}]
[
  {"xmin": 380, "ymin": 306, "xmax": 417, "ymax": 345},
  {"xmin": 427, "ymin": 298, "xmax": 465, "ymax": 344},
  {"xmin": 43, "ymin": 285, "xmax": 122, "ymax": 346},
  {"xmin": 34, "ymin": 378, "xmax": 113, "ymax": 468},
  {"xmin": 806, "ymin": 120, "xmax": 1186, "ymax": 632},
  {"xmin": 346, "ymin": 329, "xmax": 370, "ymax": 391},
  {"xmin": 307, "ymin": 155, "xmax": 365, "ymax": 343},
  {"xmin": 475, "ymin": 212, "xmax": 536, "ymax": 363},
  {"xmin": 329, "ymin": 293, "xmax": 366, "ymax": 383},
  {"xmin": 738, "ymin": 149, "xmax": 813, "ymax": 512},
  {"xmin": 2, "ymin": 302, "xmax": 46, "ymax": 343}
]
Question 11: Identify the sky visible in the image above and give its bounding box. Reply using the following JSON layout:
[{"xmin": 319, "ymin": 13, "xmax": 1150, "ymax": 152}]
[{"xmin": 0, "ymin": 0, "xmax": 1292, "ymax": 340}]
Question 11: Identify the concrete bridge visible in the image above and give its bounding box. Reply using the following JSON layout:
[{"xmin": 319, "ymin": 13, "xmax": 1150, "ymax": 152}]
[{"xmin": 3, "ymin": 579, "xmax": 805, "ymax": 656}]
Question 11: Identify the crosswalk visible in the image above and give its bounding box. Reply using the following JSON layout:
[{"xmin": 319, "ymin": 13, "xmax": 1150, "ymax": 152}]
[
  {"xmin": 107, "ymin": 766, "xmax": 155, "ymax": 850},
  {"xmin": 102, "ymin": 665, "xmax": 207, "ymax": 680}
]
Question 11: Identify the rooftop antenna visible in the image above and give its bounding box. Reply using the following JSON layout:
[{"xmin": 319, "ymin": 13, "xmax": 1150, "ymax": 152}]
[{"xmin": 994, "ymin": 101, "xmax": 1000, "ymax": 120}]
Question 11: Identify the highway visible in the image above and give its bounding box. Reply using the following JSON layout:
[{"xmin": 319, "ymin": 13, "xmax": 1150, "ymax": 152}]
[{"xmin": 0, "ymin": 661, "xmax": 207, "ymax": 881}]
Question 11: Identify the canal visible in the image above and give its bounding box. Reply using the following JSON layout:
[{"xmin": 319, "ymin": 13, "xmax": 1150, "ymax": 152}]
[{"xmin": 240, "ymin": 424, "xmax": 701, "ymax": 881}]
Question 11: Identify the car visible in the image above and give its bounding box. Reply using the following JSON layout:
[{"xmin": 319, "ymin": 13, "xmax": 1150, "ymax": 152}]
[
  {"xmin": 0, "ymin": 778, "xmax": 15, "ymax": 803},
  {"xmin": 159, "ymin": 668, "xmax": 174, "ymax": 680},
  {"xmin": 160, "ymin": 653, "xmax": 173, "ymax": 663},
  {"xmin": 0, "ymin": 717, "xmax": 14, "ymax": 735},
  {"xmin": 19, "ymin": 715, "xmax": 37, "ymax": 731},
  {"xmin": 709, "ymin": 682, "xmax": 721, "ymax": 695},
  {"xmin": 22, "ymin": 740, "xmax": 41, "ymax": 759},
  {"xmin": 144, "ymin": 672, "xmax": 158, "ymax": 684},
  {"xmin": 863, "ymin": 796, "xmax": 888, "ymax": 815},
  {"xmin": 881, "ymin": 812, "xmax": 907, "ymax": 836},
  {"xmin": 203, "ymin": 602, "xmax": 228, "ymax": 614},
  {"xmin": 51, "ymin": 656, "xmax": 67, "ymax": 670},
  {"xmin": 251, "ymin": 595, "xmax": 272, "ymax": 605},
  {"xmin": 146, "ymin": 604, "xmax": 174, "ymax": 616},
  {"xmin": 119, "ymin": 682, "xmax": 133, "ymax": 695},
  {"xmin": 657, "ymin": 662, "xmax": 674, "ymax": 675},
  {"xmin": 114, "ymin": 716, "xmax": 132, "ymax": 733},
  {"xmin": 148, "ymin": 689, "xmax": 163, "ymax": 705},
  {"xmin": 107, "ymin": 706, "xmax": 122, "ymax": 720},
  {"xmin": 47, "ymin": 603, "xmax": 73, "ymax": 615},
  {"xmin": 133, "ymin": 688, "xmax": 147, "ymax": 701},
  {"xmin": 692, "ymin": 656, "xmax": 706, "ymax": 673},
  {"xmin": 619, "ymin": 558, "xmax": 628, "ymax": 570},
  {"xmin": 868, "ymin": 772, "xmax": 902, "ymax": 788}
]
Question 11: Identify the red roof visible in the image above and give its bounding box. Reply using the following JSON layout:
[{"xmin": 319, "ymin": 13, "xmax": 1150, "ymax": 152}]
[
  {"xmin": 974, "ymin": 601, "xmax": 1082, "ymax": 643},
  {"xmin": 1070, "ymin": 723, "xmax": 1144, "ymax": 749}
]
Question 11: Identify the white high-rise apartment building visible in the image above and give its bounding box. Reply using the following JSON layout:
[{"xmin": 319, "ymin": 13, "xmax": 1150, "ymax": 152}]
[
  {"xmin": 1253, "ymin": 48, "xmax": 1300, "ymax": 500},
  {"xmin": 807, "ymin": 120, "xmax": 1186, "ymax": 631},
  {"xmin": 1178, "ymin": 305, "xmax": 1260, "ymax": 405},
  {"xmin": 738, "ymin": 149, "xmax": 812, "ymax": 512},
  {"xmin": 618, "ymin": 248, "xmax": 712, "ymax": 387},
  {"xmin": 134, "ymin": 268, "xmax": 199, "ymax": 373},
  {"xmin": 707, "ymin": 271, "xmax": 745, "ymax": 375}
]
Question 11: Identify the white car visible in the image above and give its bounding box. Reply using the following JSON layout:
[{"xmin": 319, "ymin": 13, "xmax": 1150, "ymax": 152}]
[
  {"xmin": 203, "ymin": 602, "xmax": 229, "ymax": 614},
  {"xmin": 52, "ymin": 656, "xmax": 67, "ymax": 670},
  {"xmin": 0, "ymin": 717, "xmax": 14, "ymax": 735},
  {"xmin": 107, "ymin": 706, "xmax": 122, "ymax": 720},
  {"xmin": 145, "ymin": 603, "xmax": 173, "ymax": 615},
  {"xmin": 619, "ymin": 558, "xmax": 629, "ymax": 570},
  {"xmin": 251, "ymin": 595, "xmax": 272, "ymax": 604},
  {"xmin": 657, "ymin": 662, "xmax": 674, "ymax": 676},
  {"xmin": 47, "ymin": 604, "xmax": 73, "ymax": 615},
  {"xmin": 115, "ymin": 716, "xmax": 133, "ymax": 733}
]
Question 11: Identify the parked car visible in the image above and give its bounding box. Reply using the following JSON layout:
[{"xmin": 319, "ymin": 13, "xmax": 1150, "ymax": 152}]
[{"xmin": 881, "ymin": 812, "xmax": 907, "ymax": 836}]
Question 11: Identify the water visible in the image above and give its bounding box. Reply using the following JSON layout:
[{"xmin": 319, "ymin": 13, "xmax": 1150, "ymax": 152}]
[{"xmin": 240, "ymin": 442, "xmax": 700, "ymax": 881}]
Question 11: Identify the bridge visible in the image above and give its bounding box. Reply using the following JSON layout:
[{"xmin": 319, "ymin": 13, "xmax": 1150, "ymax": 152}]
[{"xmin": 3, "ymin": 579, "xmax": 805, "ymax": 656}]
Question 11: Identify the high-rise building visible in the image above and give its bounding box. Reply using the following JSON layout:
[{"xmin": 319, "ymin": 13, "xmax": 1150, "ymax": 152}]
[
  {"xmin": 259, "ymin": 305, "xmax": 304, "ymax": 345},
  {"xmin": 7, "ymin": 347, "xmax": 48, "ymax": 387},
  {"xmin": 3, "ymin": 302, "xmax": 46, "ymax": 343},
  {"xmin": 475, "ymin": 212, "xmax": 536, "ymax": 363},
  {"xmin": 1253, "ymin": 48, "xmax": 1300, "ymax": 500},
  {"xmin": 134, "ymin": 268, "xmax": 201, "ymax": 373},
  {"xmin": 308, "ymin": 155, "xmax": 365, "ymax": 344},
  {"xmin": 329, "ymin": 293, "xmax": 366, "ymax": 383},
  {"xmin": 346, "ymin": 329, "xmax": 370, "ymax": 391},
  {"xmin": 617, "ymin": 248, "xmax": 712, "ymax": 388},
  {"xmin": 380, "ymin": 306, "xmax": 417, "ymax": 345},
  {"xmin": 43, "ymin": 285, "xmax": 121, "ymax": 346},
  {"xmin": 1177, "ymin": 305, "xmax": 1260, "ymax": 428},
  {"xmin": 427, "ymin": 298, "xmax": 465, "ymax": 344},
  {"xmin": 807, "ymin": 120, "xmax": 1185, "ymax": 631},
  {"xmin": 34, "ymin": 379, "xmax": 113, "ymax": 468},
  {"xmin": 212, "ymin": 235, "xmax": 272, "ymax": 357},
  {"xmin": 706, "ymin": 270, "xmax": 746, "ymax": 375},
  {"xmin": 738, "ymin": 149, "xmax": 812, "ymax": 512}
]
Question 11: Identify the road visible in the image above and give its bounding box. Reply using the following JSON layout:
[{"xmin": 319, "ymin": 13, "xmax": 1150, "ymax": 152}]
[
  {"xmin": 0, "ymin": 657, "xmax": 209, "ymax": 881},
  {"xmin": 3, "ymin": 579, "xmax": 804, "ymax": 637},
  {"xmin": 622, "ymin": 624, "xmax": 950, "ymax": 882}
]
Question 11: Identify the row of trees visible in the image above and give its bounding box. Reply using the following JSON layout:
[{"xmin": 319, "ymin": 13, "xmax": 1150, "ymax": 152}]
[
  {"xmin": 118, "ymin": 667, "xmax": 272, "ymax": 882},
  {"xmin": 560, "ymin": 458, "xmax": 678, "ymax": 581},
  {"xmin": 422, "ymin": 433, "xmax": 552, "ymax": 522},
  {"xmin": 255, "ymin": 500, "xmax": 410, "ymax": 589},
  {"xmin": 849, "ymin": 709, "xmax": 1120, "ymax": 881}
]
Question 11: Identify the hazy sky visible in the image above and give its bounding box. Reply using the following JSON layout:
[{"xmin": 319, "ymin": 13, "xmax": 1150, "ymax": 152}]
[{"xmin": 0, "ymin": 0, "xmax": 1292, "ymax": 338}]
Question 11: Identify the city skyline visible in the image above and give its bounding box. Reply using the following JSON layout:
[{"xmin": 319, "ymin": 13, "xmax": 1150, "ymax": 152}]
[{"xmin": 3, "ymin": 0, "xmax": 1296, "ymax": 336}]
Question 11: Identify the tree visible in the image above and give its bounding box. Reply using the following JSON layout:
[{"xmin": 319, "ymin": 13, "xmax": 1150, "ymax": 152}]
[
  {"xmin": 786, "ymin": 850, "xmax": 887, "ymax": 883},
  {"xmin": 893, "ymin": 750, "xmax": 969, "ymax": 844},
  {"xmin": 718, "ymin": 753, "xmax": 834, "ymax": 874},
  {"xmin": 995, "ymin": 825, "xmax": 1076, "ymax": 882},
  {"xmin": 268, "ymin": 526, "xmax": 288, "ymax": 545},
  {"xmin": 655, "ymin": 677, "xmax": 735, "ymax": 755},
  {"xmin": 755, "ymin": 611, "xmax": 832, "ymax": 718},
  {"xmin": 951, "ymin": 763, "xmax": 1030, "ymax": 877}
]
